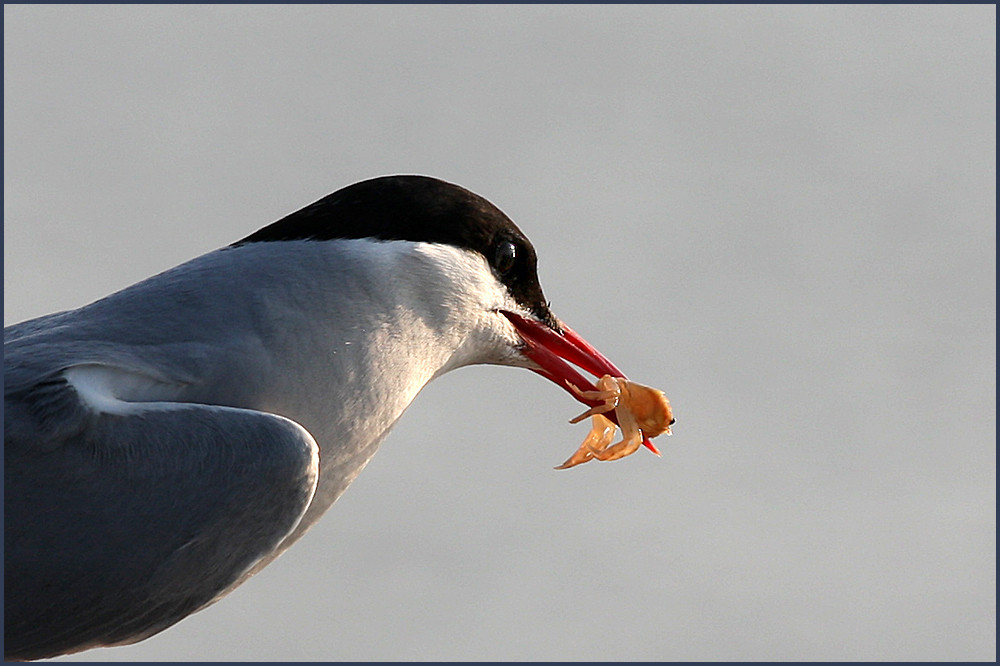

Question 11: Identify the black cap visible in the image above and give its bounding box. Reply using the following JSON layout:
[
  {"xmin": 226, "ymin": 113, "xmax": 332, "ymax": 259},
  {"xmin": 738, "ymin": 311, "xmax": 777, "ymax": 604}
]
[{"xmin": 234, "ymin": 175, "xmax": 558, "ymax": 328}]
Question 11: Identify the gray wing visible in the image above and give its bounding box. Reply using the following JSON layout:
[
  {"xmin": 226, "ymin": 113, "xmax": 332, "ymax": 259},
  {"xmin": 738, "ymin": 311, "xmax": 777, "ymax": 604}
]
[{"xmin": 4, "ymin": 369, "xmax": 319, "ymax": 661}]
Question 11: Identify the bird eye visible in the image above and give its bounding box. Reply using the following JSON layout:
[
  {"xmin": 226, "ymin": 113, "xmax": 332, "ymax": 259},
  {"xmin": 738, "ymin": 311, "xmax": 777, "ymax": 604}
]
[{"xmin": 492, "ymin": 240, "xmax": 517, "ymax": 276}]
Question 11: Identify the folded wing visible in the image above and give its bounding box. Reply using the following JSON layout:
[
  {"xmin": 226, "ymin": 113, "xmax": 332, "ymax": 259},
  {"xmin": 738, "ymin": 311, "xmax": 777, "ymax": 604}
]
[{"xmin": 4, "ymin": 369, "xmax": 319, "ymax": 661}]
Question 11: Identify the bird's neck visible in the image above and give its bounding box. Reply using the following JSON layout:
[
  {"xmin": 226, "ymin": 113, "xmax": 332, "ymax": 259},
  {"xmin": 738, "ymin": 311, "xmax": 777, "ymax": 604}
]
[{"xmin": 205, "ymin": 239, "xmax": 502, "ymax": 544}]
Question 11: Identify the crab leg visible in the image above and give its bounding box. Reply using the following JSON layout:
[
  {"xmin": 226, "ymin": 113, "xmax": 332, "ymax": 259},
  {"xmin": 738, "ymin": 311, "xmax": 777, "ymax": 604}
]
[
  {"xmin": 565, "ymin": 381, "xmax": 619, "ymax": 423},
  {"xmin": 554, "ymin": 414, "xmax": 617, "ymax": 469},
  {"xmin": 591, "ymin": 403, "xmax": 645, "ymax": 462}
]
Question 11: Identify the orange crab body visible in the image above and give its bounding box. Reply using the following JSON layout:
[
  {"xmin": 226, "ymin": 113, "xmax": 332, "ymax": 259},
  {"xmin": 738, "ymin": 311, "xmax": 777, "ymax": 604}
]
[{"xmin": 555, "ymin": 375, "xmax": 674, "ymax": 469}]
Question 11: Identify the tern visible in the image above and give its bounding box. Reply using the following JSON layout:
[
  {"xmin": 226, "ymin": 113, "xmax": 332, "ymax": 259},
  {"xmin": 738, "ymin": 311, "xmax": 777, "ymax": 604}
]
[{"xmin": 3, "ymin": 175, "xmax": 668, "ymax": 661}]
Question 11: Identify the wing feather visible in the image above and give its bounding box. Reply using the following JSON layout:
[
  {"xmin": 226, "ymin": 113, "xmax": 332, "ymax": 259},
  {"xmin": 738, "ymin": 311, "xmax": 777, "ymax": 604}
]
[{"xmin": 4, "ymin": 376, "xmax": 319, "ymax": 661}]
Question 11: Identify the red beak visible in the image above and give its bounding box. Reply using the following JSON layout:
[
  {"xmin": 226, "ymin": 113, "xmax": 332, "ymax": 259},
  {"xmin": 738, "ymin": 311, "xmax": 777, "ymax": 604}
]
[{"xmin": 500, "ymin": 310, "xmax": 660, "ymax": 455}]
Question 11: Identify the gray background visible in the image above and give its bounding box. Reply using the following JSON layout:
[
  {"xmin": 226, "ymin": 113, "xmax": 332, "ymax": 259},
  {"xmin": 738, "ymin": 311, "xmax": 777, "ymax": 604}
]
[{"xmin": 4, "ymin": 4, "xmax": 995, "ymax": 662}]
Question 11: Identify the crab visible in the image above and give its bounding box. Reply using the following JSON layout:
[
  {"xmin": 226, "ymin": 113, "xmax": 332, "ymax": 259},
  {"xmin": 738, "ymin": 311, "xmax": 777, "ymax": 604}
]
[{"xmin": 555, "ymin": 375, "xmax": 674, "ymax": 469}]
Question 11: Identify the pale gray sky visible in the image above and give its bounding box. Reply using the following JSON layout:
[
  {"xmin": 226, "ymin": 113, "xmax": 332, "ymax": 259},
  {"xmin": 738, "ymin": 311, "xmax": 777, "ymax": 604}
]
[{"xmin": 4, "ymin": 4, "xmax": 995, "ymax": 661}]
